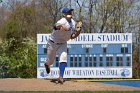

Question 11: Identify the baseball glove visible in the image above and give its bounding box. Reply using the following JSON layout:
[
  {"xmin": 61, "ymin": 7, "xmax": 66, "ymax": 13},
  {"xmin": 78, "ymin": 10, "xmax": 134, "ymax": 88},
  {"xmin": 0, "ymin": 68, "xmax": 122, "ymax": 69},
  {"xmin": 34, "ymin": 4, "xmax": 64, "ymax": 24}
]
[
  {"xmin": 75, "ymin": 21, "xmax": 82, "ymax": 31},
  {"xmin": 70, "ymin": 21, "xmax": 82, "ymax": 39}
]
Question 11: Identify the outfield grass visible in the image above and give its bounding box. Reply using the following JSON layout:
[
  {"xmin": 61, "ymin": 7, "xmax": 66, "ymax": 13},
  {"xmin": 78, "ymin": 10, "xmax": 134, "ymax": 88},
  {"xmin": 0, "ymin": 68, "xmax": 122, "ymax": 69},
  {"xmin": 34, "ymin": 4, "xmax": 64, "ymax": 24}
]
[{"xmin": 0, "ymin": 91, "xmax": 140, "ymax": 93}]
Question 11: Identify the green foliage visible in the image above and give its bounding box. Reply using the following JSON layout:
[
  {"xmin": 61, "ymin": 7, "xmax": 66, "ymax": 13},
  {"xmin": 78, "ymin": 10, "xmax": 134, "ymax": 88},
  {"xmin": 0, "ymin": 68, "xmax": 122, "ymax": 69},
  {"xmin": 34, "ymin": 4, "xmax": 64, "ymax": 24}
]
[
  {"xmin": 1, "ymin": 19, "xmax": 19, "ymax": 39},
  {"xmin": 0, "ymin": 38, "xmax": 37, "ymax": 78},
  {"xmin": 0, "ymin": 55, "xmax": 10, "ymax": 78},
  {"xmin": 132, "ymin": 45, "xmax": 140, "ymax": 78},
  {"xmin": 0, "ymin": 5, "xmax": 37, "ymax": 78}
]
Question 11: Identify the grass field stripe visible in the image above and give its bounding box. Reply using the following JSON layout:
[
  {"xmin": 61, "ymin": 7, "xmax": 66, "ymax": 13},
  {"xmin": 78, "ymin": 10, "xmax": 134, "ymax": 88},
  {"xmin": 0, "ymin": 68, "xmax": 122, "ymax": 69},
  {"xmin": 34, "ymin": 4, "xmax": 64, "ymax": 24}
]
[{"xmin": 74, "ymin": 79, "xmax": 140, "ymax": 82}]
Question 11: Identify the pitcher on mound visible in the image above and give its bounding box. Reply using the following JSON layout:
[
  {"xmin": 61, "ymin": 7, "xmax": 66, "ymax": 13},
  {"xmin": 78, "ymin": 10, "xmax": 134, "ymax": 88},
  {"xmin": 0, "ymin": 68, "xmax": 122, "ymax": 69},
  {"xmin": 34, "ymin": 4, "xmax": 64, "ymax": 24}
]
[{"xmin": 44, "ymin": 6, "xmax": 82, "ymax": 84}]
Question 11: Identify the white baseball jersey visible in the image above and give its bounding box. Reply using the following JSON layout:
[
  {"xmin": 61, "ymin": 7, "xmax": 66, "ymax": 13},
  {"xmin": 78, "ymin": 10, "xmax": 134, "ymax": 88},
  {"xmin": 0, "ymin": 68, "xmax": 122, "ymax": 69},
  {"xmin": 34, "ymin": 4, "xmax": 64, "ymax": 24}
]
[{"xmin": 50, "ymin": 18, "xmax": 76, "ymax": 43}]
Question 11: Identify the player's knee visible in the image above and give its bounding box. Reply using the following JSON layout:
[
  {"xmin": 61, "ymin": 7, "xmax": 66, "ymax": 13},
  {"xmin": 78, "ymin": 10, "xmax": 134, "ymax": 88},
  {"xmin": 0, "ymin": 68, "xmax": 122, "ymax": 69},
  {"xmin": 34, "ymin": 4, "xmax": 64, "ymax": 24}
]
[{"xmin": 59, "ymin": 52, "xmax": 67, "ymax": 62}]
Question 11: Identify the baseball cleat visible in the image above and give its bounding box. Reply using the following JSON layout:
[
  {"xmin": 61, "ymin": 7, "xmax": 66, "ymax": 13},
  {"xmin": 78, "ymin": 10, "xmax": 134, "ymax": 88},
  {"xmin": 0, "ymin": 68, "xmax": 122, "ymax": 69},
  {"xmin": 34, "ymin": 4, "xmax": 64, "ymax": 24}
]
[
  {"xmin": 44, "ymin": 63, "xmax": 50, "ymax": 74},
  {"xmin": 58, "ymin": 80, "xmax": 63, "ymax": 84},
  {"xmin": 57, "ymin": 78, "xmax": 65, "ymax": 84},
  {"xmin": 50, "ymin": 79, "xmax": 64, "ymax": 84}
]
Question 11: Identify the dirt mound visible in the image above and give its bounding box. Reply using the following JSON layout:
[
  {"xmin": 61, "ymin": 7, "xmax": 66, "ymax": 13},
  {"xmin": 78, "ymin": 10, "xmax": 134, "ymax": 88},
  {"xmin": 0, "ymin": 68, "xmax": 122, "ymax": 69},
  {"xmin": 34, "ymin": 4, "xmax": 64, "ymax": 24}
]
[{"xmin": 0, "ymin": 78, "xmax": 140, "ymax": 91}]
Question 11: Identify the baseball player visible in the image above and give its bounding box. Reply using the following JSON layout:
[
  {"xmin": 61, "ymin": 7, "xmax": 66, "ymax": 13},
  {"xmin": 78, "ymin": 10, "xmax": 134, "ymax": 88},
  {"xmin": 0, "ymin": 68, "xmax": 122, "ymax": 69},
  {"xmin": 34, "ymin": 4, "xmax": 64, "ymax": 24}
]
[{"xmin": 44, "ymin": 6, "xmax": 82, "ymax": 84}]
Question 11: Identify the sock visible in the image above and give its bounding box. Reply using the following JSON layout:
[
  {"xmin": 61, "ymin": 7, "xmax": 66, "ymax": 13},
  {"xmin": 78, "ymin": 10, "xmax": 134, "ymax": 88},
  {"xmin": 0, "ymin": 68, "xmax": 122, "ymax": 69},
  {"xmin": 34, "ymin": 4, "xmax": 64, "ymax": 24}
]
[{"xmin": 59, "ymin": 62, "xmax": 67, "ymax": 77}]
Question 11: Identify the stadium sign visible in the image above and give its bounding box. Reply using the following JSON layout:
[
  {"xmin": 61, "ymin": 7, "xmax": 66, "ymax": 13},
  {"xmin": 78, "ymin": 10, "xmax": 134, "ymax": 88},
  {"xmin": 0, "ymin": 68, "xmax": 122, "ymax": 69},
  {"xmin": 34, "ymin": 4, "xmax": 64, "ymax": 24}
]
[{"xmin": 37, "ymin": 33, "xmax": 132, "ymax": 78}]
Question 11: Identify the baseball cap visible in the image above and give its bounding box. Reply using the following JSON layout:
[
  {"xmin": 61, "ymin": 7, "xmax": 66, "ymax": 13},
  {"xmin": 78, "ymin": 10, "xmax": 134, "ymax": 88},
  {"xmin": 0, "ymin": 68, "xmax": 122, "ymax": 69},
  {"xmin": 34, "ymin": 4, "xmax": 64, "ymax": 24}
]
[{"xmin": 62, "ymin": 7, "xmax": 74, "ymax": 13}]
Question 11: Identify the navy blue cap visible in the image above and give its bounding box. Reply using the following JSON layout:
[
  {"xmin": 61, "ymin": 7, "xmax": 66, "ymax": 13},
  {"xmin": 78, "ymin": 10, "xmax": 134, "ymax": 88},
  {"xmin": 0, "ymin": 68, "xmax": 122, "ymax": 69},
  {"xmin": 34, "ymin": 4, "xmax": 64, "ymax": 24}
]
[{"xmin": 62, "ymin": 7, "xmax": 74, "ymax": 13}]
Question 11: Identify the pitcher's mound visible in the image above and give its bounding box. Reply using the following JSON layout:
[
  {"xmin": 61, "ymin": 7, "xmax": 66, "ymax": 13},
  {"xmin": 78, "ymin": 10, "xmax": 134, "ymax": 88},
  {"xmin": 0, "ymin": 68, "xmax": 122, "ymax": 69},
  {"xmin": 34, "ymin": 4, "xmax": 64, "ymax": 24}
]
[{"xmin": 0, "ymin": 78, "xmax": 140, "ymax": 91}]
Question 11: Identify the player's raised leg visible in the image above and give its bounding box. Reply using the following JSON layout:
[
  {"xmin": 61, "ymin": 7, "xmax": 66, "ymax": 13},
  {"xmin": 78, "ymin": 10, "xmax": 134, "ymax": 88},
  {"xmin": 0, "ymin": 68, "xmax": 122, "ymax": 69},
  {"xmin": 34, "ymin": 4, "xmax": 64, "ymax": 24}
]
[{"xmin": 44, "ymin": 41, "xmax": 56, "ymax": 74}]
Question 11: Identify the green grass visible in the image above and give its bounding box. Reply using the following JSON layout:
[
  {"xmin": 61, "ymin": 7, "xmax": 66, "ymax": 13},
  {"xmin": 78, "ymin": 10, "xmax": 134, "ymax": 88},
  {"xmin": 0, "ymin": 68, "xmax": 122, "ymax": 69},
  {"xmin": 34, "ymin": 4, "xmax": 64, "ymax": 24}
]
[
  {"xmin": 74, "ymin": 79, "xmax": 140, "ymax": 82},
  {"xmin": 0, "ymin": 91, "xmax": 140, "ymax": 93}
]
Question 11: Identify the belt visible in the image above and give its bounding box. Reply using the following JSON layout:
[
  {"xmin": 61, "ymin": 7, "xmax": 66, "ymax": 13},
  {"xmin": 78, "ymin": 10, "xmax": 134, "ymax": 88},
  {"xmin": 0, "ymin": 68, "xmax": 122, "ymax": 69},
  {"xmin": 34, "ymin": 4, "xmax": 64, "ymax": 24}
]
[{"xmin": 49, "ymin": 40, "xmax": 63, "ymax": 45}]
